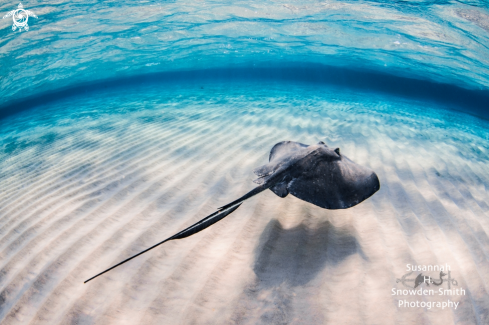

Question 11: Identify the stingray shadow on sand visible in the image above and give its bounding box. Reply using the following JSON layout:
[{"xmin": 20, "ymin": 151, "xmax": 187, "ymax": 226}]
[{"xmin": 253, "ymin": 218, "xmax": 365, "ymax": 287}]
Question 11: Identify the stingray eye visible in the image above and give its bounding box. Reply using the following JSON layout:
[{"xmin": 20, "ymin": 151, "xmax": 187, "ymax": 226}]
[
  {"xmin": 334, "ymin": 148, "xmax": 340, "ymax": 156},
  {"xmin": 318, "ymin": 141, "xmax": 325, "ymax": 145}
]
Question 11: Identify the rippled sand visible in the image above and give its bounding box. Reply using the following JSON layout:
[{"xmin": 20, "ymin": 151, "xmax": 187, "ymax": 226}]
[{"xmin": 0, "ymin": 82, "xmax": 488, "ymax": 324}]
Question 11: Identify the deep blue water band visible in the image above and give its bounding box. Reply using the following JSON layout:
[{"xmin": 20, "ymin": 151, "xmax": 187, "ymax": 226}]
[{"xmin": 1, "ymin": 63, "xmax": 488, "ymax": 121}]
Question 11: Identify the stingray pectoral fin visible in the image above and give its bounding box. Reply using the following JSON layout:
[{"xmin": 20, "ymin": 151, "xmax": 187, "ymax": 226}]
[
  {"xmin": 84, "ymin": 203, "xmax": 242, "ymax": 284},
  {"xmin": 268, "ymin": 141, "xmax": 309, "ymax": 162}
]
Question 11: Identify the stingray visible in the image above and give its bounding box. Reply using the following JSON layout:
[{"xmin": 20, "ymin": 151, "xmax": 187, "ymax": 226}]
[{"xmin": 84, "ymin": 141, "xmax": 380, "ymax": 283}]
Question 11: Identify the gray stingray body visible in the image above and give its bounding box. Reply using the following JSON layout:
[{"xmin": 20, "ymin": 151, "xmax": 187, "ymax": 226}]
[
  {"xmin": 85, "ymin": 141, "xmax": 380, "ymax": 283},
  {"xmin": 254, "ymin": 141, "xmax": 380, "ymax": 209}
]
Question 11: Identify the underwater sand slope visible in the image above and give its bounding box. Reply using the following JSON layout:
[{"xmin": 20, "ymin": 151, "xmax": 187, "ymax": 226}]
[{"xmin": 0, "ymin": 83, "xmax": 488, "ymax": 324}]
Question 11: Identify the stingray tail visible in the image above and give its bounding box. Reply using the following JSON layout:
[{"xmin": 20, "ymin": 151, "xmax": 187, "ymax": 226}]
[
  {"xmin": 217, "ymin": 184, "xmax": 270, "ymax": 211},
  {"xmin": 84, "ymin": 203, "xmax": 242, "ymax": 284}
]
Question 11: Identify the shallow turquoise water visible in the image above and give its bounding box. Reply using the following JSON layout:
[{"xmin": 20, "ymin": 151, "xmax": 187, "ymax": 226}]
[{"xmin": 2, "ymin": 80, "xmax": 489, "ymax": 163}]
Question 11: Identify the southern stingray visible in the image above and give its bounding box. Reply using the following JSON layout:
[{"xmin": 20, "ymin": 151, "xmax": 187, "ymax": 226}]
[{"xmin": 84, "ymin": 141, "xmax": 380, "ymax": 283}]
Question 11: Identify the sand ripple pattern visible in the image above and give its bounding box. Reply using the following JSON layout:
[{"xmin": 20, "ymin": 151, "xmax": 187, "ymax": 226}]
[{"xmin": 0, "ymin": 82, "xmax": 489, "ymax": 324}]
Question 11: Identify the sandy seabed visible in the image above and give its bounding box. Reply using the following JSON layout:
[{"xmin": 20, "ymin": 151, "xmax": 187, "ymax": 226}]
[{"xmin": 0, "ymin": 81, "xmax": 488, "ymax": 325}]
